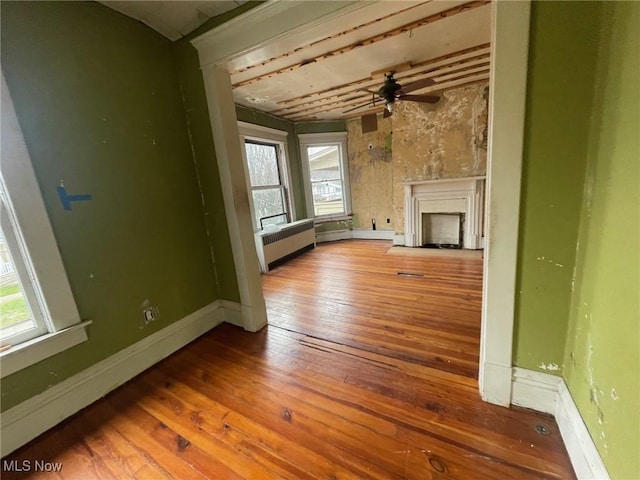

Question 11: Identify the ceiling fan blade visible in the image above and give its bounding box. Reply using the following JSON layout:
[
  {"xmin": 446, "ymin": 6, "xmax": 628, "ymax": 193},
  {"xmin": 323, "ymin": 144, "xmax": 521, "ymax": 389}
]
[
  {"xmin": 397, "ymin": 77, "xmax": 436, "ymax": 94},
  {"xmin": 343, "ymin": 99, "xmax": 376, "ymax": 114},
  {"xmin": 397, "ymin": 94, "xmax": 440, "ymax": 104}
]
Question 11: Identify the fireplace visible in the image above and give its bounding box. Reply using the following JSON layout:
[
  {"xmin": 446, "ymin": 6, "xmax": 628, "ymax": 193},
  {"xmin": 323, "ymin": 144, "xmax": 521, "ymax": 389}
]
[
  {"xmin": 422, "ymin": 212, "xmax": 463, "ymax": 248},
  {"xmin": 403, "ymin": 177, "xmax": 485, "ymax": 249}
]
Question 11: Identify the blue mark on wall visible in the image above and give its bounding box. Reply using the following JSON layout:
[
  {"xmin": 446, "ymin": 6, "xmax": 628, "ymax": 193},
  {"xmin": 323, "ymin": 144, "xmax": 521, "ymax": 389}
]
[{"xmin": 57, "ymin": 186, "xmax": 92, "ymax": 211}]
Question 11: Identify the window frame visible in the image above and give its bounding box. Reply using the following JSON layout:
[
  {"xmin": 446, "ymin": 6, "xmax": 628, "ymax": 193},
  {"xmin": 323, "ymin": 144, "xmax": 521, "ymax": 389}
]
[
  {"xmin": 299, "ymin": 132, "xmax": 351, "ymax": 221},
  {"xmin": 237, "ymin": 121, "xmax": 293, "ymax": 232},
  {"xmin": 1, "ymin": 73, "xmax": 89, "ymax": 378}
]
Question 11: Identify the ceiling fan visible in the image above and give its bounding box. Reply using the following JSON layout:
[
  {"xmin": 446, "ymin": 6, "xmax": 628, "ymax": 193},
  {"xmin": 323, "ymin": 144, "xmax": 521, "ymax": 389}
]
[{"xmin": 345, "ymin": 73, "xmax": 440, "ymax": 118}]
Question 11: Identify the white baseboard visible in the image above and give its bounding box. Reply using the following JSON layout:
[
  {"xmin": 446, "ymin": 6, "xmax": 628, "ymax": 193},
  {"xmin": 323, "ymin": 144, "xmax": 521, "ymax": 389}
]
[
  {"xmin": 511, "ymin": 367, "xmax": 562, "ymax": 414},
  {"xmin": 393, "ymin": 234, "xmax": 405, "ymax": 246},
  {"xmin": 316, "ymin": 229, "xmax": 395, "ymax": 243},
  {"xmin": 315, "ymin": 229, "xmax": 352, "ymax": 243},
  {"xmin": 555, "ymin": 381, "xmax": 610, "ymax": 480},
  {"xmin": 220, "ymin": 299, "xmax": 243, "ymax": 328},
  {"xmin": 510, "ymin": 368, "xmax": 609, "ymax": 479},
  {"xmin": 0, "ymin": 300, "xmax": 237, "ymax": 457},
  {"xmin": 480, "ymin": 361, "xmax": 513, "ymax": 407},
  {"xmin": 351, "ymin": 229, "xmax": 394, "ymax": 240}
]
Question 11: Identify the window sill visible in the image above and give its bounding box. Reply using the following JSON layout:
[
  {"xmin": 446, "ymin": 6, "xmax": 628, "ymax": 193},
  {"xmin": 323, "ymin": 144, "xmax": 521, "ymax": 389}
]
[{"xmin": 0, "ymin": 320, "xmax": 91, "ymax": 378}]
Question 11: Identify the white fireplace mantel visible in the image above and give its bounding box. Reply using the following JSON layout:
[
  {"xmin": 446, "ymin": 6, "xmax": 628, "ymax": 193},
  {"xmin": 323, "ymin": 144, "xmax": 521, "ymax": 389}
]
[{"xmin": 403, "ymin": 176, "xmax": 485, "ymax": 249}]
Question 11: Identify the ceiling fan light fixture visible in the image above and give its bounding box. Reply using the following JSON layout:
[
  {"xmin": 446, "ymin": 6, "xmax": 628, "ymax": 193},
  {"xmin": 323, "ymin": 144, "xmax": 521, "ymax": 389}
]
[{"xmin": 385, "ymin": 101, "xmax": 394, "ymax": 113}]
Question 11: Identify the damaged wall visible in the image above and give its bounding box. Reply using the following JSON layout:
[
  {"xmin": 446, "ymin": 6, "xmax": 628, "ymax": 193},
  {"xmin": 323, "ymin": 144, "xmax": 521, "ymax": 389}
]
[
  {"xmin": 562, "ymin": 2, "xmax": 639, "ymax": 478},
  {"xmin": 347, "ymin": 82, "xmax": 488, "ymax": 233}
]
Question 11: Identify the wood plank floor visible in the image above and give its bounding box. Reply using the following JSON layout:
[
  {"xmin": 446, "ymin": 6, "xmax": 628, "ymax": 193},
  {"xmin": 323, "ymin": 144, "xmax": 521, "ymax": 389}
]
[{"xmin": 1, "ymin": 240, "xmax": 576, "ymax": 479}]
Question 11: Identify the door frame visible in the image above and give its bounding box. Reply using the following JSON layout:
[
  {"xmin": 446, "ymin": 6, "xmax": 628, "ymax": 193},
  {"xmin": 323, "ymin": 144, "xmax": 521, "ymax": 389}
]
[{"xmin": 191, "ymin": 0, "xmax": 531, "ymax": 406}]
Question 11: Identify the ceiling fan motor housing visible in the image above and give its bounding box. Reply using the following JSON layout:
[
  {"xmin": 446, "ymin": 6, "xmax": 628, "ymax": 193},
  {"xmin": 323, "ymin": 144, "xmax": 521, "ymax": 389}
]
[{"xmin": 379, "ymin": 74, "xmax": 402, "ymax": 103}]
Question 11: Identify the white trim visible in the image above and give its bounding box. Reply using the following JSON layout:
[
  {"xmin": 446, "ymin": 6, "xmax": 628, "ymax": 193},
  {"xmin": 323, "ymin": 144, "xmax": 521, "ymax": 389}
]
[
  {"xmin": 298, "ymin": 132, "xmax": 348, "ymax": 143},
  {"xmin": 1, "ymin": 321, "xmax": 91, "ymax": 378},
  {"xmin": 192, "ymin": 1, "xmax": 364, "ymax": 68},
  {"xmin": 479, "ymin": 0, "xmax": 531, "ymax": 406},
  {"xmin": 351, "ymin": 229, "xmax": 394, "ymax": 241},
  {"xmin": 0, "ymin": 73, "xmax": 81, "ymax": 332},
  {"xmin": 199, "ymin": 66, "xmax": 267, "ymax": 333},
  {"xmin": 510, "ymin": 368, "xmax": 610, "ymax": 480},
  {"xmin": 237, "ymin": 121, "xmax": 288, "ymax": 142},
  {"xmin": 0, "ymin": 300, "xmax": 241, "ymax": 457},
  {"xmin": 403, "ymin": 177, "xmax": 485, "ymax": 249},
  {"xmin": 220, "ymin": 300, "xmax": 243, "ymax": 328},
  {"xmin": 238, "ymin": 121, "xmax": 295, "ymax": 231},
  {"xmin": 299, "ymin": 132, "xmax": 351, "ymax": 221},
  {"xmin": 511, "ymin": 367, "xmax": 562, "ymax": 415},
  {"xmin": 315, "ymin": 229, "xmax": 394, "ymax": 243},
  {"xmin": 316, "ymin": 230, "xmax": 352, "ymax": 243},
  {"xmin": 393, "ymin": 234, "xmax": 406, "ymax": 246},
  {"xmin": 556, "ymin": 381, "xmax": 610, "ymax": 480}
]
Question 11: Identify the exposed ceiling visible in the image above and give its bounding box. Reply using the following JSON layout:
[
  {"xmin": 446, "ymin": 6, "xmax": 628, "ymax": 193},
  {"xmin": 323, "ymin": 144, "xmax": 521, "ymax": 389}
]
[{"xmin": 102, "ymin": 0, "xmax": 491, "ymax": 122}]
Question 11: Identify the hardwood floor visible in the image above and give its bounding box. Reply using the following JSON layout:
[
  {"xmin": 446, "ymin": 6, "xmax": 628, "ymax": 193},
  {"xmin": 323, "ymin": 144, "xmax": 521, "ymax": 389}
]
[{"xmin": 2, "ymin": 240, "xmax": 576, "ymax": 479}]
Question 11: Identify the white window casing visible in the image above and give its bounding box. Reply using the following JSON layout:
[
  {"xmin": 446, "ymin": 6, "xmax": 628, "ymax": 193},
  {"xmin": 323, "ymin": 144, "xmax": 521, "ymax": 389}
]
[
  {"xmin": 237, "ymin": 121, "xmax": 293, "ymax": 231},
  {"xmin": 299, "ymin": 132, "xmax": 350, "ymax": 221},
  {"xmin": 1, "ymin": 72, "xmax": 90, "ymax": 378}
]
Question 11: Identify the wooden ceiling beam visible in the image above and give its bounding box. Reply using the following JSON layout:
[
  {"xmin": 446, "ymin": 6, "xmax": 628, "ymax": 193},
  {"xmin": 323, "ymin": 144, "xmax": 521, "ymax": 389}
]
[
  {"xmin": 289, "ymin": 75, "xmax": 490, "ymax": 121},
  {"xmin": 232, "ymin": 1, "xmax": 490, "ymax": 88},
  {"xmin": 270, "ymin": 43, "xmax": 490, "ymax": 110},
  {"xmin": 228, "ymin": 2, "xmax": 429, "ymax": 76},
  {"xmin": 275, "ymin": 56, "xmax": 491, "ymax": 118},
  {"xmin": 288, "ymin": 71, "xmax": 490, "ymax": 121}
]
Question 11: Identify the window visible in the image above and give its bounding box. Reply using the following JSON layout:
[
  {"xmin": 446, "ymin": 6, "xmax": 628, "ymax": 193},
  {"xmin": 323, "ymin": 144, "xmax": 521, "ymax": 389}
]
[
  {"xmin": 238, "ymin": 122, "xmax": 293, "ymax": 231},
  {"xmin": 299, "ymin": 132, "xmax": 350, "ymax": 219},
  {"xmin": 0, "ymin": 202, "xmax": 48, "ymax": 347},
  {"xmin": 1, "ymin": 73, "xmax": 88, "ymax": 377},
  {"xmin": 245, "ymin": 141, "xmax": 289, "ymax": 229}
]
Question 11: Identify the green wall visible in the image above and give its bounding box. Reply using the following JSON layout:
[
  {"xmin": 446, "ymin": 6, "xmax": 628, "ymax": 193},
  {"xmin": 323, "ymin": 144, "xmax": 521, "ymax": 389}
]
[
  {"xmin": 562, "ymin": 2, "xmax": 639, "ymax": 478},
  {"xmin": 516, "ymin": 2, "xmax": 639, "ymax": 477},
  {"xmin": 514, "ymin": 1, "xmax": 602, "ymax": 373},
  {"xmin": 0, "ymin": 2, "xmax": 219, "ymax": 410},
  {"xmin": 173, "ymin": 42, "xmax": 240, "ymax": 302}
]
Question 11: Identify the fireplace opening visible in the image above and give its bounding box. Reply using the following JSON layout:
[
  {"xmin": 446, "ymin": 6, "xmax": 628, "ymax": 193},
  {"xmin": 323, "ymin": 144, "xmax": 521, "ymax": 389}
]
[{"xmin": 421, "ymin": 213, "xmax": 464, "ymax": 249}]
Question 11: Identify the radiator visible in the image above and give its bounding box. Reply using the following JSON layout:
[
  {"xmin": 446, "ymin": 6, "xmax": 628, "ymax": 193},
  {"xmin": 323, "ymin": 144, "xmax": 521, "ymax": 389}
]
[{"xmin": 255, "ymin": 219, "xmax": 315, "ymax": 273}]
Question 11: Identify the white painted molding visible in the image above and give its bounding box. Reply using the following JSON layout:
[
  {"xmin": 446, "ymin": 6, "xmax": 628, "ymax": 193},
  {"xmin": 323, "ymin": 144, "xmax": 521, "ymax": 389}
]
[
  {"xmin": 479, "ymin": 0, "xmax": 531, "ymax": 406},
  {"xmin": 403, "ymin": 177, "xmax": 485, "ymax": 249},
  {"xmin": 511, "ymin": 367, "xmax": 562, "ymax": 415},
  {"xmin": 351, "ymin": 229, "xmax": 394, "ymax": 241},
  {"xmin": 393, "ymin": 234, "xmax": 405, "ymax": 246},
  {"xmin": 555, "ymin": 381, "xmax": 610, "ymax": 480},
  {"xmin": 511, "ymin": 368, "xmax": 610, "ymax": 480},
  {"xmin": 191, "ymin": 1, "xmax": 364, "ymax": 68},
  {"xmin": 316, "ymin": 230, "xmax": 352, "ymax": 243},
  {"xmin": 315, "ymin": 229, "xmax": 394, "ymax": 243},
  {"xmin": 1, "ymin": 321, "xmax": 91, "ymax": 378},
  {"xmin": 1, "ymin": 73, "xmax": 81, "ymax": 332},
  {"xmin": 199, "ymin": 66, "xmax": 268, "ymax": 333},
  {"xmin": 237, "ymin": 121, "xmax": 288, "ymax": 142},
  {"xmin": 0, "ymin": 301, "xmax": 229, "ymax": 457},
  {"xmin": 220, "ymin": 300, "xmax": 244, "ymax": 328}
]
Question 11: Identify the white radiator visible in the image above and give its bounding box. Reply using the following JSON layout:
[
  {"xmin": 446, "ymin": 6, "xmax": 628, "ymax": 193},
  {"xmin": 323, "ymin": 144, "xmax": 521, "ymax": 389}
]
[{"xmin": 255, "ymin": 219, "xmax": 315, "ymax": 273}]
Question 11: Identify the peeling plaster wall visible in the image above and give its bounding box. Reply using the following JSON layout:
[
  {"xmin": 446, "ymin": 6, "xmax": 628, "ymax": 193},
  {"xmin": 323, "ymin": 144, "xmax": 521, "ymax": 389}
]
[
  {"xmin": 347, "ymin": 82, "xmax": 488, "ymax": 232},
  {"xmin": 562, "ymin": 2, "xmax": 639, "ymax": 478}
]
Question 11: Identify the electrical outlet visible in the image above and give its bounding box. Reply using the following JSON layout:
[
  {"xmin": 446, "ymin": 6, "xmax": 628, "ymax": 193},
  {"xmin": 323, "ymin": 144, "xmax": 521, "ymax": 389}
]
[{"xmin": 142, "ymin": 306, "xmax": 158, "ymax": 325}]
